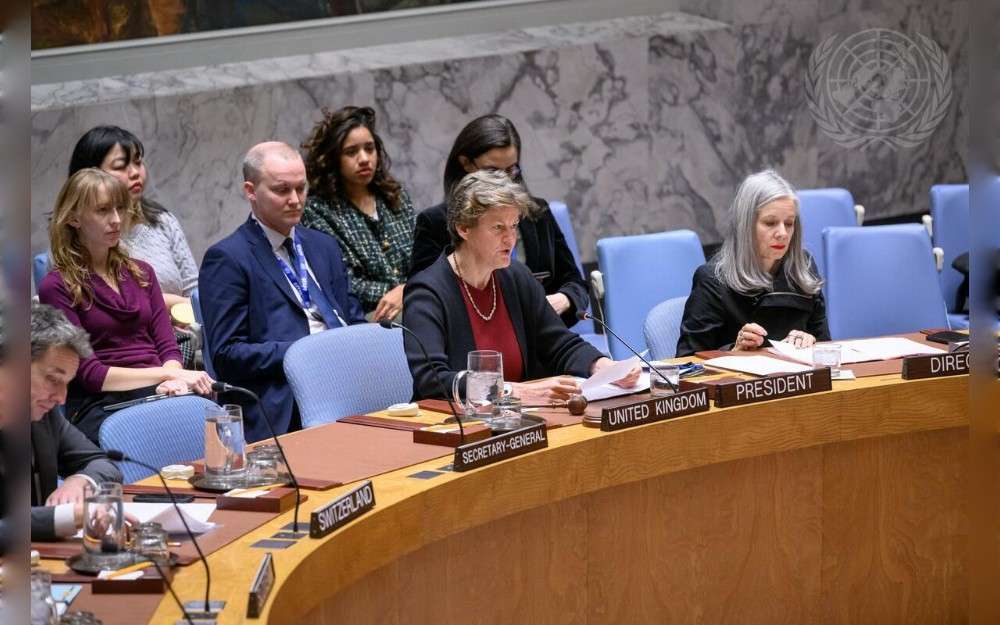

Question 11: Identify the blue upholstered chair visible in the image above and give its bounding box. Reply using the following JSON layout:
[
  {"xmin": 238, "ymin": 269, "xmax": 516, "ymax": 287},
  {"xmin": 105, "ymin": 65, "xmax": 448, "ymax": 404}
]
[
  {"xmin": 33, "ymin": 252, "xmax": 50, "ymax": 288},
  {"xmin": 596, "ymin": 230, "xmax": 705, "ymax": 360},
  {"xmin": 283, "ymin": 323, "xmax": 413, "ymax": 428},
  {"xmin": 797, "ymin": 188, "xmax": 863, "ymax": 281},
  {"xmin": 190, "ymin": 288, "xmax": 216, "ymax": 378},
  {"xmin": 643, "ymin": 296, "xmax": 688, "ymax": 360},
  {"xmin": 928, "ymin": 184, "xmax": 969, "ymax": 329},
  {"xmin": 547, "ymin": 200, "xmax": 608, "ymax": 354},
  {"xmin": 823, "ymin": 224, "xmax": 949, "ymax": 340},
  {"xmin": 98, "ymin": 395, "xmax": 220, "ymax": 483}
]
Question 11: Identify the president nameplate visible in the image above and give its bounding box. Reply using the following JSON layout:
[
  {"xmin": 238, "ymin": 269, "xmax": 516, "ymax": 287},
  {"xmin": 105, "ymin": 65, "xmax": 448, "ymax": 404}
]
[
  {"xmin": 453, "ymin": 422, "xmax": 547, "ymax": 472},
  {"xmin": 714, "ymin": 368, "xmax": 832, "ymax": 408},
  {"xmin": 310, "ymin": 480, "xmax": 375, "ymax": 539},
  {"xmin": 601, "ymin": 388, "xmax": 709, "ymax": 432},
  {"xmin": 902, "ymin": 351, "xmax": 969, "ymax": 379}
]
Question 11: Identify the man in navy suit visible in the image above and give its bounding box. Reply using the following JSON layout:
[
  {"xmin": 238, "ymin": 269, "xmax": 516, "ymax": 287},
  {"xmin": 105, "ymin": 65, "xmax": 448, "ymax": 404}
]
[{"xmin": 199, "ymin": 141, "xmax": 366, "ymax": 441}]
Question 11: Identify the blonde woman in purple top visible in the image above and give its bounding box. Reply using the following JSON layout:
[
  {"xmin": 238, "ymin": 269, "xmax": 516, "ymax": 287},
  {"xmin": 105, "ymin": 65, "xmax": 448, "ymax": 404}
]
[{"xmin": 38, "ymin": 169, "xmax": 214, "ymax": 443}]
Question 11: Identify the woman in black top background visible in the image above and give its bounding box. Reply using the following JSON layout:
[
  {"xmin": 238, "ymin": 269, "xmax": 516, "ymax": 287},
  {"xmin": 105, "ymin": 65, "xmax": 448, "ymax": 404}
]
[
  {"xmin": 409, "ymin": 114, "xmax": 589, "ymax": 328},
  {"xmin": 676, "ymin": 170, "xmax": 829, "ymax": 357}
]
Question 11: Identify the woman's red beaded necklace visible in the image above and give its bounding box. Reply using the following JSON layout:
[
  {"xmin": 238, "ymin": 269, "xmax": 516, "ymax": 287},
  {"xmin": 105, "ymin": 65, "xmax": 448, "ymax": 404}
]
[{"xmin": 453, "ymin": 252, "xmax": 497, "ymax": 321}]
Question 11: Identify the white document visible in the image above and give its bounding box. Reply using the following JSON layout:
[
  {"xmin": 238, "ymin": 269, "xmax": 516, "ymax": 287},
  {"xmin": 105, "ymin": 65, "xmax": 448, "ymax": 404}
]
[
  {"xmin": 581, "ymin": 355, "xmax": 642, "ymax": 390},
  {"xmin": 579, "ymin": 371, "xmax": 651, "ymax": 402},
  {"xmin": 838, "ymin": 337, "xmax": 944, "ymax": 361},
  {"xmin": 125, "ymin": 502, "xmax": 218, "ymax": 535},
  {"xmin": 767, "ymin": 339, "xmax": 871, "ymax": 364},
  {"xmin": 703, "ymin": 355, "xmax": 813, "ymax": 376}
]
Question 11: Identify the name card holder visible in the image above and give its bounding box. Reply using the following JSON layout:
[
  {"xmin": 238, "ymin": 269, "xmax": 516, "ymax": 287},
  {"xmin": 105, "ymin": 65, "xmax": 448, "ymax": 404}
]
[
  {"xmin": 246, "ymin": 552, "xmax": 275, "ymax": 619},
  {"xmin": 310, "ymin": 480, "xmax": 375, "ymax": 539},
  {"xmin": 92, "ymin": 565, "xmax": 171, "ymax": 595},
  {"xmin": 714, "ymin": 368, "xmax": 832, "ymax": 408},
  {"xmin": 600, "ymin": 388, "xmax": 710, "ymax": 432},
  {"xmin": 218, "ymin": 487, "xmax": 308, "ymax": 513},
  {"xmin": 901, "ymin": 351, "xmax": 969, "ymax": 379},
  {"xmin": 452, "ymin": 422, "xmax": 548, "ymax": 472}
]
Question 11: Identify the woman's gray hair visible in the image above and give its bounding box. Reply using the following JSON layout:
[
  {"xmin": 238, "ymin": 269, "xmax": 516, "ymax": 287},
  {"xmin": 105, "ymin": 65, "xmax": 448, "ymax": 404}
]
[
  {"xmin": 446, "ymin": 170, "xmax": 533, "ymax": 247},
  {"xmin": 30, "ymin": 302, "xmax": 93, "ymax": 362},
  {"xmin": 713, "ymin": 170, "xmax": 822, "ymax": 295}
]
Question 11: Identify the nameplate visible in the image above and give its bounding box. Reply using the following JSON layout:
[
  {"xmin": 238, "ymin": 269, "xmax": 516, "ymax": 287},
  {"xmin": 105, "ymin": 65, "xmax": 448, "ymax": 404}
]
[
  {"xmin": 714, "ymin": 368, "xmax": 832, "ymax": 408},
  {"xmin": 600, "ymin": 388, "xmax": 709, "ymax": 432},
  {"xmin": 309, "ymin": 480, "xmax": 375, "ymax": 539},
  {"xmin": 452, "ymin": 422, "xmax": 548, "ymax": 472},
  {"xmin": 901, "ymin": 351, "xmax": 969, "ymax": 380},
  {"xmin": 246, "ymin": 552, "xmax": 275, "ymax": 618}
]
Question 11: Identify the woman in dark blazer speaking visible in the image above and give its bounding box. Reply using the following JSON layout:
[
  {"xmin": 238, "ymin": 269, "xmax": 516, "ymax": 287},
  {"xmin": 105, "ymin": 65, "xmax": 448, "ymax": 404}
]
[
  {"xmin": 409, "ymin": 114, "xmax": 588, "ymax": 328},
  {"xmin": 676, "ymin": 170, "xmax": 830, "ymax": 357},
  {"xmin": 403, "ymin": 170, "xmax": 637, "ymax": 403}
]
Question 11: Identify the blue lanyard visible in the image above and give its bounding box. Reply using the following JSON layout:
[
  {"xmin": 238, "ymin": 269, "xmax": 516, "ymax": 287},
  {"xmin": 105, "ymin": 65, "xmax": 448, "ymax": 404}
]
[{"xmin": 274, "ymin": 231, "xmax": 312, "ymax": 309}]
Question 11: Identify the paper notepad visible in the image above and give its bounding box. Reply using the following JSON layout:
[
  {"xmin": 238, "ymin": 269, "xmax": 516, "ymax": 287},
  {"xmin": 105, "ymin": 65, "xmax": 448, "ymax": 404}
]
[{"xmin": 702, "ymin": 355, "xmax": 814, "ymax": 376}]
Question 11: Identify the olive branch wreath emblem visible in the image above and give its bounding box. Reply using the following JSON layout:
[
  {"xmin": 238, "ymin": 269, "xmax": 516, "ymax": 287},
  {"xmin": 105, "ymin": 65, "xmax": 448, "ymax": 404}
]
[{"xmin": 805, "ymin": 29, "xmax": 952, "ymax": 150}]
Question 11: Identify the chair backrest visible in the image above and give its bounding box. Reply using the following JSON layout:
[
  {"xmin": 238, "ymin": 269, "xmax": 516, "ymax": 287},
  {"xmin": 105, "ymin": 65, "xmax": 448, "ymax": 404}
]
[
  {"xmin": 283, "ymin": 323, "xmax": 413, "ymax": 428},
  {"xmin": 823, "ymin": 224, "xmax": 948, "ymax": 340},
  {"xmin": 33, "ymin": 252, "xmax": 50, "ymax": 287},
  {"xmin": 190, "ymin": 288, "xmax": 216, "ymax": 378},
  {"xmin": 643, "ymin": 296, "xmax": 688, "ymax": 360},
  {"xmin": 797, "ymin": 188, "xmax": 857, "ymax": 280},
  {"xmin": 596, "ymin": 230, "xmax": 705, "ymax": 360},
  {"xmin": 98, "ymin": 395, "xmax": 220, "ymax": 483},
  {"xmin": 929, "ymin": 184, "xmax": 969, "ymax": 312},
  {"xmin": 547, "ymin": 200, "xmax": 594, "ymax": 334}
]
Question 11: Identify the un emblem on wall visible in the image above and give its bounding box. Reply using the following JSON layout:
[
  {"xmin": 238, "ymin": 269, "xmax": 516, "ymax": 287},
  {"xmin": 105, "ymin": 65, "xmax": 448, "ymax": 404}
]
[{"xmin": 805, "ymin": 28, "xmax": 952, "ymax": 150}]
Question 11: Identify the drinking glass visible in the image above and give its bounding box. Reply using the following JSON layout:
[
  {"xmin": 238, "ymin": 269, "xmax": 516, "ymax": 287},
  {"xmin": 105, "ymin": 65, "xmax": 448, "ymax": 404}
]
[
  {"xmin": 30, "ymin": 570, "xmax": 59, "ymax": 625},
  {"xmin": 131, "ymin": 522, "xmax": 170, "ymax": 568},
  {"xmin": 813, "ymin": 343, "xmax": 842, "ymax": 377},
  {"xmin": 650, "ymin": 364, "xmax": 680, "ymax": 396},
  {"xmin": 451, "ymin": 350, "xmax": 504, "ymax": 423},
  {"xmin": 246, "ymin": 443, "xmax": 288, "ymax": 486},
  {"xmin": 82, "ymin": 483, "xmax": 128, "ymax": 564},
  {"xmin": 204, "ymin": 404, "xmax": 246, "ymax": 484},
  {"xmin": 490, "ymin": 396, "xmax": 523, "ymax": 430}
]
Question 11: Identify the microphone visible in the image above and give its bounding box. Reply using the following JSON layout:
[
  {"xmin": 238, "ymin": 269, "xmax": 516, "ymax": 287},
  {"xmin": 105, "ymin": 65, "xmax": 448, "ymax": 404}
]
[
  {"xmin": 105, "ymin": 450, "xmax": 210, "ymax": 621},
  {"xmin": 379, "ymin": 319, "xmax": 465, "ymax": 444},
  {"xmin": 577, "ymin": 310, "xmax": 678, "ymax": 392},
  {"xmin": 210, "ymin": 382, "xmax": 303, "ymax": 534}
]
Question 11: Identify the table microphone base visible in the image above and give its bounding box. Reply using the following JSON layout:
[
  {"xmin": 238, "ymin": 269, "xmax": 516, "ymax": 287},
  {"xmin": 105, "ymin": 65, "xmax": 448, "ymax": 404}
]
[{"xmin": 183, "ymin": 599, "xmax": 226, "ymax": 618}]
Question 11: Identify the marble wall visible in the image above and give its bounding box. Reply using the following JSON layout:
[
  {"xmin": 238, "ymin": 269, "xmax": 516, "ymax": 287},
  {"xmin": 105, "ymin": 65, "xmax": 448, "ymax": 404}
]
[{"xmin": 30, "ymin": 3, "xmax": 967, "ymax": 264}]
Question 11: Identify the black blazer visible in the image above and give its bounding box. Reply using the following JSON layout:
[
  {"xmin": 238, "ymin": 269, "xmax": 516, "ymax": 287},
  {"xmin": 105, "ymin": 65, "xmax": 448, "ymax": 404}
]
[
  {"xmin": 30, "ymin": 409, "xmax": 122, "ymax": 541},
  {"xmin": 676, "ymin": 259, "xmax": 830, "ymax": 357},
  {"xmin": 409, "ymin": 200, "xmax": 589, "ymax": 327},
  {"xmin": 403, "ymin": 253, "xmax": 604, "ymax": 400}
]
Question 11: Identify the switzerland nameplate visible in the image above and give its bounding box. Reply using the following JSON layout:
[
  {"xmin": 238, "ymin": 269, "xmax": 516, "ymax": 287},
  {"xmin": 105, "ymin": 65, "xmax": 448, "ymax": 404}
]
[
  {"xmin": 901, "ymin": 351, "xmax": 969, "ymax": 380},
  {"xmin": 310, "ymin": 480, "xmax": 375, "ymax": 539},
  {"xmin": 600, "ymin": 388, "xmax": 709, "ymax": 432},
  {"xmin": 714, "ymin": 368, "xmax": 832, "ymax": 408},
  {"xmin": 452, "ymin": 422, "xmax": 547, "ymax": 472}
]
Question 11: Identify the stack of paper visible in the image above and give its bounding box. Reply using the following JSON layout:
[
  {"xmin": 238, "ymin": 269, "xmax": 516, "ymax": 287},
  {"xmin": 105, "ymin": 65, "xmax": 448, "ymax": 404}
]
[
  {"xmin": 768, "ymin": 337, "xmax": 944, "ymax": 365},
  {"xmin": 579, "ymin": 355, "xmax": 650, "ymax": 401},
  {"xmin": 702, "ymin": 355, "xmax": 813, "ymax": 376}
]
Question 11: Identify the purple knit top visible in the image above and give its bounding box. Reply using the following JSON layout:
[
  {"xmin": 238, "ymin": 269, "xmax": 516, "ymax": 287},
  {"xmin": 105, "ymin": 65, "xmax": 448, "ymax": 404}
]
[{"xmin": 38, "ymin": 260, "xmax": 182, "ymax": 393}]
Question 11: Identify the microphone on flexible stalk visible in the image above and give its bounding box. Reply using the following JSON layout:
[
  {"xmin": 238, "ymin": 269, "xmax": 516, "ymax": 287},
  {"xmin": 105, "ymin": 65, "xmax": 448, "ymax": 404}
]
[
  {"xmin": 210, "ymin": 382, "xmax": 303, "ymax": 534},
  {"xmin": 104, "ymin": 450, "xmax": 212, "ymax": 621},
  {"xmin": 378, "ymin": 319, "xmax": 466, "ymax": 444},
  {"xmin": 577, "ymin": 310, "xmax": 678, "ymax": 392}
]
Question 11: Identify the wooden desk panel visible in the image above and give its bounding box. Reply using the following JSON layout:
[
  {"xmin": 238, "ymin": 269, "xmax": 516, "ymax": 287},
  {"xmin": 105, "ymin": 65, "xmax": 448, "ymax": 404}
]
[{"xmin": 139, "ymin": 374, "xmax": 968, "ymax": 624}]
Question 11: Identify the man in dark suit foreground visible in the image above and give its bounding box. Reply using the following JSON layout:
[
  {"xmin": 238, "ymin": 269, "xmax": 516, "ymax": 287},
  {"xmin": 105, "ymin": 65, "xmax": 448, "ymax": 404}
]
[
  {"xmin": 29, "ymin": 303, "xmax": 122, "ymax": 541},
  {"xmin": 199, "ymin": 141, "xmax": 365, "ymax": 441}
]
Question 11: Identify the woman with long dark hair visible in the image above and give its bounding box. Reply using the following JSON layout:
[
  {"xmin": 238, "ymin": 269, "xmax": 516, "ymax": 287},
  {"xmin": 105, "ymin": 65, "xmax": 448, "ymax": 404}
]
[
  {"xmin": 676, "ymin": 170, "xmax": 829, "ymax": 356},
  {"xmin": 409, "ymin": 114, "xmax": 589, "ymax": 328},
  {"xmin": 301, "ymin": 106, "xmax": 414, "ymax": 321}
]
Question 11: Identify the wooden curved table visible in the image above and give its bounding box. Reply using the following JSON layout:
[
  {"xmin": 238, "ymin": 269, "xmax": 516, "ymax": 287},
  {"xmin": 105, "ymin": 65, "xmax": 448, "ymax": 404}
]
[{"xmin": 148, "ymin": 372, "xmax": 968, "ymax": 624}]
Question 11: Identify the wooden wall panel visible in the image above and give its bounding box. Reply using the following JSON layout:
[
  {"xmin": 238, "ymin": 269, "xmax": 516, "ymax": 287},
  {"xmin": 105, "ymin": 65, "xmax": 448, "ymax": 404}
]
[
  {"xmin": 821, "ymin": 426, "xmax": 967, "ymax": 625},
  {"xmin": 586, "ymin": 445, "xmax": 823, "ymax": 625}
]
